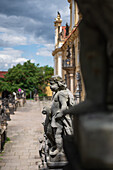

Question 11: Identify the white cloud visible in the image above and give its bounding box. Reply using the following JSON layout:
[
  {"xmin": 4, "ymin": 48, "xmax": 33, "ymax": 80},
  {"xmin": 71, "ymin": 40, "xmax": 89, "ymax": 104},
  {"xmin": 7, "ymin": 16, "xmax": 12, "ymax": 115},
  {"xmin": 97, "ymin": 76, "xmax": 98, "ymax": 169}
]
[
  {"xmin": 5, "ymin": 63, "xmax": 8, "ymax": 67},
  {"xmin": 0, "ymin": 48, "xmax": 33, "ymax": 70},
  {"xmin": 36, "ymin": 43, "xmax": 54, "ymax": 57},
  {"xmin": 60, "ymin": 6, "xmax": 70, "ymax": 24},
  {"xmin": 0, "ymin": 13, "xmax": 44, "ymax": 47},
  {"xmin": 31, "ymin": 59, "xmax": 35, "ymax": 63},
  {"xmin": 0, "ymin": 0, "xmax": 69, "ymax": 70},
  {"xmin": 0, "ymin": 0, "xmax": 70, "ymax": 47},
  {"xmin": 0, "ymin": 32, "xmax": 27, "ymax": 46},
  {"xmin": 13, "ymin": 58, "xmax": 28, "ymax": 63}
]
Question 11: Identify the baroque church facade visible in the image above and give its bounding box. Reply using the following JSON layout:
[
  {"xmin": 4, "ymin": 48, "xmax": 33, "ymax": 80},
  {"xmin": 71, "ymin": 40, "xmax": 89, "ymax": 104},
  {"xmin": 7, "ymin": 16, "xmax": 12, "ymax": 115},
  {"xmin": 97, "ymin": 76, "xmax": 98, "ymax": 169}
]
[{"xmin": 52, "ymin": 0, "xmax": 85, "ymax": 103}]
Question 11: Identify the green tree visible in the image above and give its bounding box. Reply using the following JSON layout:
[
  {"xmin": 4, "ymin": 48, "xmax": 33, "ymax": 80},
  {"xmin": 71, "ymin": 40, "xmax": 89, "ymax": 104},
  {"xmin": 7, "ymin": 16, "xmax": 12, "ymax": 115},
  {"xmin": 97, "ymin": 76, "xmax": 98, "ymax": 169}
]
[{"xmin": 0, "ymin": 60, "xmax": 54, "ymax": 97}]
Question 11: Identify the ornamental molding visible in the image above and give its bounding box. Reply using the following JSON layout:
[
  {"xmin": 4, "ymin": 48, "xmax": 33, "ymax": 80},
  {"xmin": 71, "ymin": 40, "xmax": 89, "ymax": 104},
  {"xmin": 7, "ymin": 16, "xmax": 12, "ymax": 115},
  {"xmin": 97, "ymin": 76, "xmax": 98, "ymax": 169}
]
[
  {"xmin": 62, "ymin": 27, "xmax": 79, "ymax": 51},
  {"xmin": 52, "ymin": 48, "xmax": 62, "ymax": 56}
]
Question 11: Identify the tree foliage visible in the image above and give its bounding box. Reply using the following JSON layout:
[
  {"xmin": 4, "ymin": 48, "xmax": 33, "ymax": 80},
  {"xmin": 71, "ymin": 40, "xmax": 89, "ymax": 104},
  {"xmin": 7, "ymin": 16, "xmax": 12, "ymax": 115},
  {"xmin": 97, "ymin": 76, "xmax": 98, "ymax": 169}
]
[{"xmin": 0, "ymin": 60, "xmax": 54, "ymax": 97}]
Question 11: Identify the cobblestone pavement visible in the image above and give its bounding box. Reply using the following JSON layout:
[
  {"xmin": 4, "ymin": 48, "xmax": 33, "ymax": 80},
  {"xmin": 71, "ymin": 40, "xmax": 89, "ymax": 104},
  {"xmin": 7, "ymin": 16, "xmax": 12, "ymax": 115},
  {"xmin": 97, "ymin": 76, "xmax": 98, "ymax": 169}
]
[{"xmin": 0, "ymin": 100, "xmax": 50, "ymax": 170}]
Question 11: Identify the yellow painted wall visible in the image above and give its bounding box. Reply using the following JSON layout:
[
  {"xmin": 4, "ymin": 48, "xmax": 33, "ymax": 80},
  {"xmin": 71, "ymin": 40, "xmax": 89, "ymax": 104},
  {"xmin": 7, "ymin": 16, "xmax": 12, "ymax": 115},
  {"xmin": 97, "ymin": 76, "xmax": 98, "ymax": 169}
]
[
  {"xmin": 0, "ymin": 92, "xmax": 2, "ymax": 98},
  {"xmin": 45, "ymin": 83, "xmax": 52, "ymax": 96}
]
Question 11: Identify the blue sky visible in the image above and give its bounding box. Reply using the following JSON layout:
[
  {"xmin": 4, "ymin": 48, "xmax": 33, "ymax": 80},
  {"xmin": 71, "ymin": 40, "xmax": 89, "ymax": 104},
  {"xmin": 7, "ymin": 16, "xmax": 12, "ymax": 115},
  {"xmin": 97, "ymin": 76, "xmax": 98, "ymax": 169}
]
[{"xmin": 0, "ymin": 0, "xmax": 70, "ymax": 70}]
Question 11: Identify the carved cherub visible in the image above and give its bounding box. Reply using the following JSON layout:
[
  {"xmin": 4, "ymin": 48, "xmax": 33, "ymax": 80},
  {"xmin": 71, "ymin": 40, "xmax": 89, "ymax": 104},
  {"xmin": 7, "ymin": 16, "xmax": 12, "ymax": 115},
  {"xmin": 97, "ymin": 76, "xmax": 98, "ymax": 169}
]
[{"xmin": 42, "ymin": 76, "xmax": 74, "ymax": 157}]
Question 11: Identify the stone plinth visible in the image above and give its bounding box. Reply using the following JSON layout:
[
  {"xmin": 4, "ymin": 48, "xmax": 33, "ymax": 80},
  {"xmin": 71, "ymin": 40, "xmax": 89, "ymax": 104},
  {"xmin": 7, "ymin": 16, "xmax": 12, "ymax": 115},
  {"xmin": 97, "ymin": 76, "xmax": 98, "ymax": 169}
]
[
  {"xmin": 9, "ymin": 103, "xmax": 14, "ymax": 114},
  {"xmin": 47, "ymin": 155, "xmax": 68, "ymax": 169},
  {"xmin": 17, "ymin": 99, "xmax": 24, "ymax": 107},
  {"xmin": 76, "ymin": 113, "xmax": 113, "ymax": 169}
]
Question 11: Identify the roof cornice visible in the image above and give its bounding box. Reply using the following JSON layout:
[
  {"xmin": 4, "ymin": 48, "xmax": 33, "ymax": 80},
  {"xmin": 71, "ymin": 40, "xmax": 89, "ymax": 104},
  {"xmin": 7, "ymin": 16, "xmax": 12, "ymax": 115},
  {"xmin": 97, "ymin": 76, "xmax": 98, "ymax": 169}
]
[
  {"xmin": 67, "ymin": 0, "xmax": 71, "ymax": 3},
  {"xmin": 52, "ymin": 48, "xmax": 62, "ymax": 56}
]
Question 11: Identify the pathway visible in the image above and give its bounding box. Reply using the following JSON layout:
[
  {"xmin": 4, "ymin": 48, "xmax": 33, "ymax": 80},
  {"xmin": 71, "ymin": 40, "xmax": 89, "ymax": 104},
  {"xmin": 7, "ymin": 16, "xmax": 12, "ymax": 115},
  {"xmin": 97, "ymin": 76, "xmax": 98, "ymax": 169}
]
[{"xmin": 0, "ymin": 100, "xmax": 47, "ymax": 170}]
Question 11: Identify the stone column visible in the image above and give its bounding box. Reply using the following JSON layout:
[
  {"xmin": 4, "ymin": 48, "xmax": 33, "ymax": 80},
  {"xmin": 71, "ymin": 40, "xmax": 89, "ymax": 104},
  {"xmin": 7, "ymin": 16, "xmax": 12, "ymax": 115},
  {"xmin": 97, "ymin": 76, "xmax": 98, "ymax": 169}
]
[
  {"xmin": 75, "ymin": 2, "xmax": 79, "ymax": 25},
  {"xmin": 54, "ymin": 56, "xmax": 56, "ymax": 75},
  {"xmin": 67, "ymin": 73, "xmax": 70, "ymax": 90},
  {"xmin": 55, "ymin": 28, "xmax": 57, "ymax": 47},
  {"xmin": 70, "ymin": 73, "xmax": 74, "ymax": 94},
  {"xmin": 58, "ymin": 54, "xmax": 62, "ymax": 77},
  {"xmin": 69, "ymin": 3, "xmax": 72, "ymax": 32},
  {"xmin": 72, "ymin": 0, "xmax": 75, "ymax": 28}
]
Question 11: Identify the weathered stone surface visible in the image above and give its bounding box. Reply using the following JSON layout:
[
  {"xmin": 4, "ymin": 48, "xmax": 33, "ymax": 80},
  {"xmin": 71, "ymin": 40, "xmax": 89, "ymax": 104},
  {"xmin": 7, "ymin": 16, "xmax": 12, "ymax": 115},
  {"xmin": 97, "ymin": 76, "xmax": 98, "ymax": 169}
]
[
  {"xmin": 63, "ymin": 0, "xmax": 113, "ymax": 169},
  {"xmin": 77, "ymin": 113, "xmax": 113, "ymax": 169},
  {"xmin": 40, "ymin": 76, "xmax": 74, "ymax": 169}
]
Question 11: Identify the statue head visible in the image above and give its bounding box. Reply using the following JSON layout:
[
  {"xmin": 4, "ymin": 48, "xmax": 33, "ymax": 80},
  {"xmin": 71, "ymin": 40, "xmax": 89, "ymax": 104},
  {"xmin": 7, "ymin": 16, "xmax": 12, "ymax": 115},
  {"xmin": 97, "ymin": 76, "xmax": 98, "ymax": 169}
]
[
  {"xmin": 13, "ymin": 92, "xmax": 16, "ymax": 96},
  {"xmin": 50, "ymin": 75, "xmax": 66, "ymax": 92},
  {"xmin": 39, "ymin": 138, "xmax": 43, "ymax": 143}
]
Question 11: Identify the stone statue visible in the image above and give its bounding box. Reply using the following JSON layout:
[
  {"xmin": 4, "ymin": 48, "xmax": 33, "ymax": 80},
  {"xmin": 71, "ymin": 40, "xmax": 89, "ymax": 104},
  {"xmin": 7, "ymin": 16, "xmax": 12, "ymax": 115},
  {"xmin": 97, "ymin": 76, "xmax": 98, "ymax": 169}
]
[
  {"xmin": 50, "ymin": 76, "xmax": 74, "ymax": 155},
  {"xmin": 66, "ymin": 23, "xmax": 69, "ymax": 36},
  {"xmin": 38, "ymin": 137, "xmax": 46, "ymax": 169},
  {"xmin": 63, "ymin": 1, "xmax": 113, "ymax": 170},
  {"xmin": 42, "ymin": 106, "xmax": 55, "ymax": 148},
  {"xmin": 0, "ymin": 100, "xmax": 7, "ymax": 152},
  {"xmin": 8, "ymin": 94, "xmax": 15, "ymax": 115},
  {"xmin": 34, "ymin": 89, "xmax": 38, "ymax": 101},
  {"xmin": 41, "ymin": 76, "xmax": 75, "ymax": 169},
  {"xmin": 2, "ymin": 97, "xmax": 11, "ymax": 121},
  {"xmin": 57, "ymin": 11, "xmax": 61, "ymax": 18}
]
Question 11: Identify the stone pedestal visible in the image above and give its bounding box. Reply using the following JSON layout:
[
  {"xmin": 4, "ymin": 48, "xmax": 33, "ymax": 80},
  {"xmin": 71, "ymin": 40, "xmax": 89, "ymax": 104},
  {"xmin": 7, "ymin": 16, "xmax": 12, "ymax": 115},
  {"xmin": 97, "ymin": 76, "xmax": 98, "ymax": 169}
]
[
  {"xmin": 0, "ymin": 123, "xmax": 7, "ymax": 152},
  {"xmin": 74, "ymin": 112, "xmax": 113, "ymax": 169},
  {"xmin": 5, "ymin": 108, "xmax": 11, "ymax": 121},
  {"xmin": 47, "ymin": 153, "xmax": 68, "ymax": 169},
  {"xmin": 9, "ymin": 103, "xmax": 14, "ymax": 115},
  {"xmin": 15, "ymin": 101, "xmax": 18, "ymax": 111},
  {"xmin": 18, "ymin": 99, "xmax": 23, "ymax": 107}
]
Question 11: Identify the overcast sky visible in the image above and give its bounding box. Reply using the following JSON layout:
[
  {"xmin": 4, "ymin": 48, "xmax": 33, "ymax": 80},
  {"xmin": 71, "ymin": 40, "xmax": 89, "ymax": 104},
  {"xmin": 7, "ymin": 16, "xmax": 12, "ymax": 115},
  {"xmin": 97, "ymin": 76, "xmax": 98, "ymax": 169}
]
[{"xmin": 0, "ymin": 0, "xmax": 70, "ymax": 71}]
